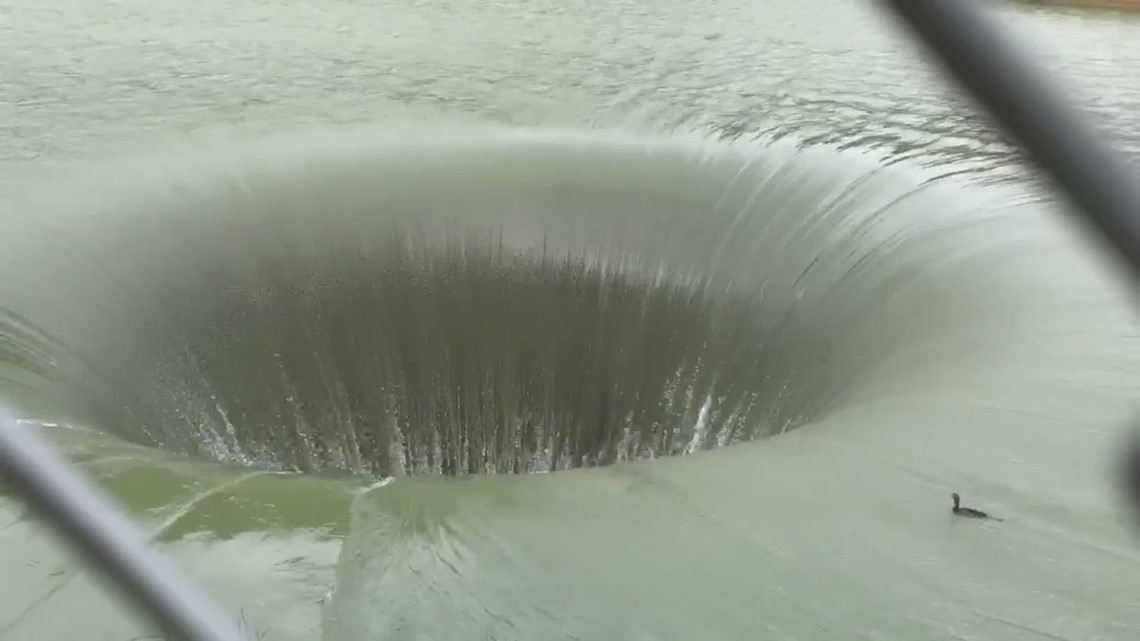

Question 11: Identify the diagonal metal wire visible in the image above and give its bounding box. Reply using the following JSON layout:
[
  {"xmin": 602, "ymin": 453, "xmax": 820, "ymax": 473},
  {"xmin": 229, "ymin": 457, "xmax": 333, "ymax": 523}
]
[
  {"xmin": 876, "ymin": 0, "xmax": 1140, "ymax": 517},
  {"xmin": 878, "ymin": 0, "xmax": 1140, "ymax": 279},
  {"xmin": 0, "ymin": 416, "xmax": 247, "ymax": 641}
]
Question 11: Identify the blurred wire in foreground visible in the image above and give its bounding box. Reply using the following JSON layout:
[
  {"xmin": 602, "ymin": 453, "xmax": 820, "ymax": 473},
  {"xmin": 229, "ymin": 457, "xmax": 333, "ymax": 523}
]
[
  {"xmin": 877, "ymin": 0, "xmax": 1140, "ymax": 521},
  {"xmin": 0, "ymin": 415, "xmax": 247, "ymax": 641}
]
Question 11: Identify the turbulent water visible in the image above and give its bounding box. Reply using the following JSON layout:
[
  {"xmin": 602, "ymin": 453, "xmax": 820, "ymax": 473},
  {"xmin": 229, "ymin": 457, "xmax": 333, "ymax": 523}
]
[{"xmin": 3, "ymin": 0, "xmax": 1140, "ymax": 640}]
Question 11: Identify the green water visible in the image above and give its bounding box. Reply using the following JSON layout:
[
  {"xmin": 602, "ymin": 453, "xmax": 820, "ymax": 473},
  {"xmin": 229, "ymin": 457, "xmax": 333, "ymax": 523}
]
[{"xmin": 3, "ymin": 0, "xmax": 1140, "ymax": 639}]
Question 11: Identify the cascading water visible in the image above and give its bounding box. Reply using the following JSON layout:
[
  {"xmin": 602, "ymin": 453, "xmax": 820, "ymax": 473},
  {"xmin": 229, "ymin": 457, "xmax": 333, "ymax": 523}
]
[{"xmin": 1, "ymin": 129, "xmax": 1031, "ymax": 476}]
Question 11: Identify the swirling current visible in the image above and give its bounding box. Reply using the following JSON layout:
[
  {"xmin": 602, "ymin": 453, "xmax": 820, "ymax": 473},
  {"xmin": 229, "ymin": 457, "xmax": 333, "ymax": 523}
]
[{"xmin": 3, "ymin": 1, "xmax": 1140, "ymax": 640}]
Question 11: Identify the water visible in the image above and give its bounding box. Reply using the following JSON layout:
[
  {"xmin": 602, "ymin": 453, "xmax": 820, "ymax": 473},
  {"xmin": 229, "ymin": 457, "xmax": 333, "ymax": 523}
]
[{"xmin": 3, "ymin": 0, "xmax": 1140, "ymax": 639}]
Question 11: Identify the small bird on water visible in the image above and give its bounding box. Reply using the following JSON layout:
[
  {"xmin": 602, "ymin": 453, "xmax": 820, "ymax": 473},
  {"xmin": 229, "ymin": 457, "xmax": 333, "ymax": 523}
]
[{"xmin": 951, "ymin": 493, "xmax": 1002, "ymax": 521}]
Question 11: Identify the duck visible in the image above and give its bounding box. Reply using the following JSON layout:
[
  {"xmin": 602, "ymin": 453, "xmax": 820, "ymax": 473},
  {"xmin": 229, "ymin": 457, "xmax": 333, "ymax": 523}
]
[{"xmin": 951, "ymin": 492, "xmax": 1001, "ymax": 521}]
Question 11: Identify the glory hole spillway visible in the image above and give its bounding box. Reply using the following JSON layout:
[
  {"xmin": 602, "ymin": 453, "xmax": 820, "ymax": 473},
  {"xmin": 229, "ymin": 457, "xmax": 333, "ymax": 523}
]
[{"xmin": 3, "ymin": 1, "xmax": 1140, "ymax": 640}]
